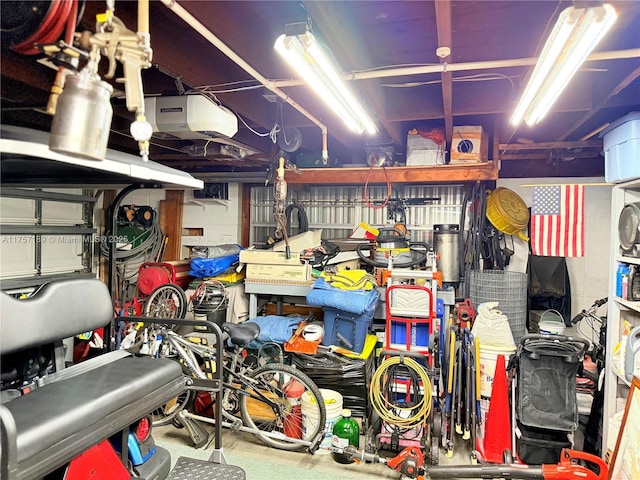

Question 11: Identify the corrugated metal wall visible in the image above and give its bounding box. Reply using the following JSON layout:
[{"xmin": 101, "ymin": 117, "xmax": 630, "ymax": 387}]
[{"xmin": 251, "ymin": 184, "xmax": 466, "ymax": 247}]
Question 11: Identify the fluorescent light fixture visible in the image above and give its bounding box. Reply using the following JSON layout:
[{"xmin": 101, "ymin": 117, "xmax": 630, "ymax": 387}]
[
  {"xmin": 274, "ymin": 27, "xmax": 378, "ymax": 135},
  {"xmin": 511, "ymin": 3, "xmax": 617, "ymax": 126}
]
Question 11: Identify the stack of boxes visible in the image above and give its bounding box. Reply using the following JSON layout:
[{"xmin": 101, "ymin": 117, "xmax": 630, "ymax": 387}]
[
  {"xmin": 405, "ymin": 126, "xmax": 488, "ymax": 165},
  {"xmin": 240, "ymin": 249, "xmax": 312, "ymax": 282}
]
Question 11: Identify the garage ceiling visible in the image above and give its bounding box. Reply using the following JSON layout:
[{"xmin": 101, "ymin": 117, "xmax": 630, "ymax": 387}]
[{"xmin": 2, "ymin": 0, "xmax": 639, "ymax": 182}]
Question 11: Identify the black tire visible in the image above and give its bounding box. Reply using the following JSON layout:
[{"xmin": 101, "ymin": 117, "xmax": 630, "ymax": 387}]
[
  {"xmin": 151, "ymin": 389, "xmax": 194, "ymax": 427},
  {"xmin": 143, "ymin": 283, "xmax": 188, "ymax": 320},
  {"xmin": 240, "ymin": 363, "xmax": 326, "ymax": 451},
  {"xmin": 150, "ymin": 361, "xmax": 193, "ymax": 427},
  {"xmin": 431, "ymin": 435, "xmax": 440, "ymax": 465}
]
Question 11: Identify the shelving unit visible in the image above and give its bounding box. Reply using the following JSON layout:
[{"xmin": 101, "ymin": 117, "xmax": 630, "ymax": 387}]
[
  {"xmin": 284, "ymin": 162, "xmax": 498, "ymax": 185},
  {"xmin": 604, "ymin": 177, "xmax": 640, "ymax": 458}
]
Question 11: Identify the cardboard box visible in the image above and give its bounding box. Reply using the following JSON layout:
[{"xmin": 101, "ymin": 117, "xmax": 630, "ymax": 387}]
[
  {"xmin": 450, "ymin": 126, "xmax": 488, "ymax": 163},
  {"xmin": 406, "ymin": 132, "xmax": 445, "ymax": 166},
  {"xmin": 273, "ymin": 230, "xmax": 322, "ymax": 253},
  {"xmin": 245, "ymin": 263, "xmax": 311, "ymax": 281},
  {"xmin": 239, "ymin": 249, "xmax": 301, "ymax": 265}
]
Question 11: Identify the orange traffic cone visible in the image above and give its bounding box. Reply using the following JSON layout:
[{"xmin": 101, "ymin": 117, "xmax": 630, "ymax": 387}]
[{"xmin": 481, "ymin": 354, "xmax": 511, "ymax": 463}]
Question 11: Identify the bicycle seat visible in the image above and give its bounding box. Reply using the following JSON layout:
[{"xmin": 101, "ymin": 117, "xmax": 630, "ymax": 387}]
[{"xmin": 222, "ymin": 322, "xmax": 260, "ymax": 346}]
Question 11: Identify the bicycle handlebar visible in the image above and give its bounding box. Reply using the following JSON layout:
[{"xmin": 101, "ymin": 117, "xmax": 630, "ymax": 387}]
[
  {"xmin": 594, "ymin": 297, "xmax": 608, "ymax": 307},
  {"xmin": 571, "ymin": 298, "xmax": 608, "ymax": 324}
]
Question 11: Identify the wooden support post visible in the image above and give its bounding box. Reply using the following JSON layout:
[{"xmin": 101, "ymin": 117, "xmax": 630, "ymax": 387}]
[
  {"xmin": 99, "ymin": 190, "xmax": 117, "ymax": 285},
  {"xmin": 159, "ymin": 190, "xmax": 185, "ymax": 261}
]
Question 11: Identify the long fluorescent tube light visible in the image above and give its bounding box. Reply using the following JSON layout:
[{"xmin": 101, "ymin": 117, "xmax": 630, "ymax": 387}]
[
  {"xmin": 274, "ymin": 29, "xmax": 378, "ymax": 135},
  {"xmin": 511, "ymin": 4, "xmax": 617, "ymax": 127}
]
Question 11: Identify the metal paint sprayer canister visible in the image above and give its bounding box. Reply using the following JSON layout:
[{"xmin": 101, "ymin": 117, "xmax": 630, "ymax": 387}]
[
  {"xmin": 433, "ymin": 224, "xmax": 460, "ymax": 283},
  {"xmin": 49, "ymin": 73, "xmax": 114, "ymax": 161}
]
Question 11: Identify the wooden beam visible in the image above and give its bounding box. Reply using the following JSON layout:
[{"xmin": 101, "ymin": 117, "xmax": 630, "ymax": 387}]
[
  {"xmin": 159, "ymin": 190, "xmax": 184, "ymax": 261},
  {"xmin": 150, "ymin": 155, "xmax": 270, "ymax": 168},
  {"xmin": 501, "ymin": 152, "xmax": 602, "ymax": 160},
  {"xmin": 241, "ymin": 185, "xmax": 251, "ymax": 247},
  {"xmin": 284, "ymin": 163, "xmax": 498, "ymax": 185},
  {"xmin": 498, "ymin": 140, "xmax": 602, "ymax": 151},
  {"xmin": 558, "ymin": 65, "xmax": 640, "ymax": 141},
  {"xmin": 98, "ymin": 190, "xmax": 117, "ymax": 285},
  {"xmin": 434, "ymin": 0, "xmax": 453, "ymax": 145}
]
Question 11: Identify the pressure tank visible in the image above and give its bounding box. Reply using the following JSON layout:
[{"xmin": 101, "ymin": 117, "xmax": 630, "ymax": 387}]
[{"xmin": 433, "ymin": 224, "xmax": 460, "ymax": 283}]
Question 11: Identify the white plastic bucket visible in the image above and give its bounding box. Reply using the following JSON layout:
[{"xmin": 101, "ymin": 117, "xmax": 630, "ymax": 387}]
[
  {"xmin": 479, "ymin": 344, "xmax": 516, "ymax": 398},
  {"xmin": 539, "ymin": 321, "xmax": 565, "ymax": 335},
  {"xmin": 538, "ymin": 310, "xmax": 565, "ymax": 335},
  {"xmin": 301, "ymin": 388, "xmax": 343, "ymax": 452}
]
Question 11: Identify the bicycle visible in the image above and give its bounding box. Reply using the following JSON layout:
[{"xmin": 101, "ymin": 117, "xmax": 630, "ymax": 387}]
[
  {"xmin": 571, "ymin": 297, "xmax": 607, "ymax": 456},
  {"xmin": 571, "ymin": 297, "xmax": 607, "ymax": 381},
  {"xmin": 142, "ymin": 320, "xmax": 327, "ymax": 452}
]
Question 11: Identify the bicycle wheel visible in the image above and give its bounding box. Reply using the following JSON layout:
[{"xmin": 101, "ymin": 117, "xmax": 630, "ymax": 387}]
[
  {"xmin": 151, "ymin": 389, "xmax": 193, "ymax": 426},
  {"xmin": 143, "ymin": 283, "xmax": 188, "ymax": 320},
  {"xmin": 240, "ymin": 363, "xmax": 326, "ymax": 451}
]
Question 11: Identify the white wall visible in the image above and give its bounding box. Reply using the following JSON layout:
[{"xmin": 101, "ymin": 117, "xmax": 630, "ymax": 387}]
[
  {"xmin": 498, "ymin": 177, "xmax": 611, "ymax": 317},
  {"xmin": 115, "ymin": 185, "xmax": 243, "ymax": 259},
  {"xmin": 181, "ymin": 184, "xmax": 242, "ymax": 257},
  {"xmin": 118, "ymin": 180, "xmax": 612, "ymax": 314}
]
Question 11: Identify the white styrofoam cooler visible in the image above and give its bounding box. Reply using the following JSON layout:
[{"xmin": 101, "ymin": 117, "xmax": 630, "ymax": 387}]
[
  {"xmin": 406, "ymin": 132, "xmax": 445, "ymax": 165},
  {"xmin": 602, "ymin": 112, "xmax": 640, "ymax": 183}
]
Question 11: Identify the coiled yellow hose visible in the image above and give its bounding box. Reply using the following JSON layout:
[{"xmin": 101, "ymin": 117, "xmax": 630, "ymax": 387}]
[{"xmin": 369, "ymin": 355, "xmax": 432, "ymax": 429}]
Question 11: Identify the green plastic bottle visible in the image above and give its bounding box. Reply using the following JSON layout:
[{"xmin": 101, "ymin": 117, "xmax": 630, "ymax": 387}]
[{"xmin": 331, "ymin": 409, "xmax": 360, "ymax": 464}]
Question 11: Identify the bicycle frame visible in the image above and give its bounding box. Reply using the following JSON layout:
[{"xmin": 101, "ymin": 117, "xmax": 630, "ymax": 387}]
[
  {"xmin": 571, "ymin": 298, "xmax": 607, "ymax": 379},
  {"xmin": 160, "ymin": 329, "xmax": 321, "ymax": 450}
]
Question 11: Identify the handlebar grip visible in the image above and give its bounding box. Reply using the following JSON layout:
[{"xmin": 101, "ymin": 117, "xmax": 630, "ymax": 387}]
[
  {"xmin": 571, "ymin": 313, "xmax": 584, "ymax": 325},
  {"xmin": 595, "ymin": 297, "xmax": 608, "ymax": 307}
]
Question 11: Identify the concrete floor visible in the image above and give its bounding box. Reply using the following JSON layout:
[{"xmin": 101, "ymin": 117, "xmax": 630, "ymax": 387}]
[{"xmin": 154, "ymin": 420, "xmax": 480, "ymax": 480}]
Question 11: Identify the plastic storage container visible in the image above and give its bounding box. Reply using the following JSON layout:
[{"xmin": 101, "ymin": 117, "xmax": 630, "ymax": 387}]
[
  {"xmin": 322, "ymin": 306, "xmax": 375, "ymax": 353},
  {"xmin": 624, "ymin": 325, "xmax": 640, "ymax": 382},
  {"xmin": 616, "ymin": 263, "xmax": 630, "ymax": 298},
  {"xmin": 601, "ymin": 112, "xmax": 640, "ymax": 184}
]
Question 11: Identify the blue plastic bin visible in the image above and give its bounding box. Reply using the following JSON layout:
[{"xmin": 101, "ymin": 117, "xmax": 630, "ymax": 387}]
[{"xmin": 322, "ymin": 306, "xmax": 374, "ymax": 353}]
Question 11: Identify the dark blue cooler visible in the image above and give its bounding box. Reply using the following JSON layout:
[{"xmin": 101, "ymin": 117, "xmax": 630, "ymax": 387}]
[{"xmin": 322, "ymin": 303, "xmax": 376, "ymax": 354}]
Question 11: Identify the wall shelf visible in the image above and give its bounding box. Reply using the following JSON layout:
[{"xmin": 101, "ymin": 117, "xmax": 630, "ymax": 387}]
[
  {"xmin": 612, "ymin": 365, "xmax": 632, "ymax": 387},
  {"xmin": 614, "ymin": 297, "xmax": 640, "ymax": 314},
  {"xmin": 284, "ymin": 162, "xmax": 499, "ymax": 185},
  {"xmin": 604, "ymin": 179, "xmax": 640, "ymax": 459}
]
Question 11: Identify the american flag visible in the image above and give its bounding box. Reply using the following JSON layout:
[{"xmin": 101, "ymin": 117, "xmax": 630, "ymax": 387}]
[{"xmin": 531, "ymin": 185, "xmax": 584, "ymax": 257}]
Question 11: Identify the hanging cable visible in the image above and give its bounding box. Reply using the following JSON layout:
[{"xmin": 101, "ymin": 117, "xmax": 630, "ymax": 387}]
[
  {"xmin": 460, "ymin": 182, "xmax": 485, "ymax": 298},
  {"xmin": 370, "ymin": 355, "xmax": 432, "ymax": 429},
  {"xmin": 284, "ymin": 203, "xmax": 309, "ymax": 235},
  {"xmin": 364, "ymin": 161, "xmax": 392, "ymax": 210},
  {"xmin": 100, "ymin": 218, "xmax": 164, "ymax": 282}
]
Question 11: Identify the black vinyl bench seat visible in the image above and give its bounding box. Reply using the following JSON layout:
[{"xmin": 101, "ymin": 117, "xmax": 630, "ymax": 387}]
[
  {"xmin": 1, "ymin": 355, "xmax": 184, "ymax": 480},
  {"xmin": 0, "ymin": 279, "xmax": 186, "ymax": 480}
]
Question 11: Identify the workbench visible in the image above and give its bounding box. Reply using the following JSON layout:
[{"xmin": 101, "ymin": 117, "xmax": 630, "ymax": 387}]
[{"xmin": 245, "ymin": 281, "xmax": 314, "ymax": 319}]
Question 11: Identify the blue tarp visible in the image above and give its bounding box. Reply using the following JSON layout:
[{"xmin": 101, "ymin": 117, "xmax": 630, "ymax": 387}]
[
  {"xmin": 306, "ymin": 278, "xmax": 380, "ymax": 315},
  {"xmin": 189, "ymin": 253, "xmax": 239, "ymax": 278},
  {"xmin": 242, "ymin": 315, "xmax": 303, "ymax": 350}
]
